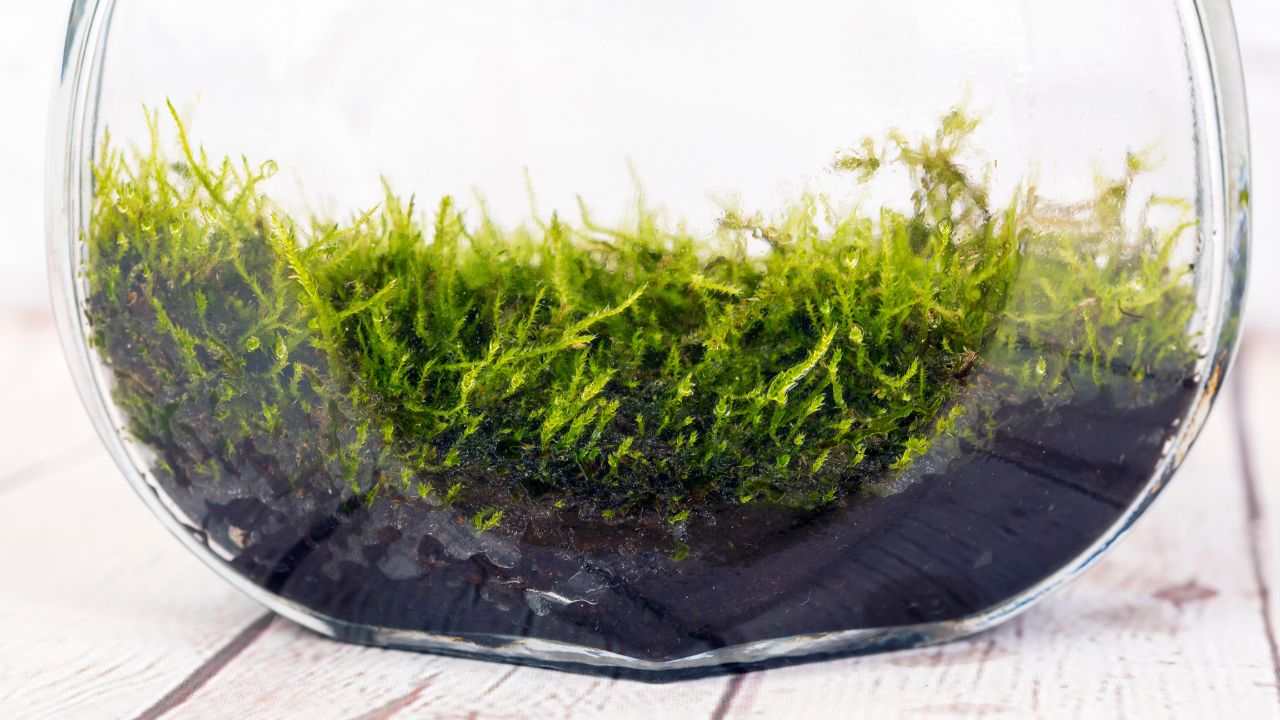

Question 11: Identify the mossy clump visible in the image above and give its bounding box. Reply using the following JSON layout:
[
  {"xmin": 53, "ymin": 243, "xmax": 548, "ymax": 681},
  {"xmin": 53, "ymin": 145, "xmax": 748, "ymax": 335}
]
[{"xmin": 83, "ymin": 105, "xmax": 1198, "ymax": 529}]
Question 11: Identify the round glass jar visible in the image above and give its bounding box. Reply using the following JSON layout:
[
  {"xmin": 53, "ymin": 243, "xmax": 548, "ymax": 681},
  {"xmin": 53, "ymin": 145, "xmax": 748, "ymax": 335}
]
[{"xmin": 49, "ymin": 0, "xmax": 1250, "ymax": 678}]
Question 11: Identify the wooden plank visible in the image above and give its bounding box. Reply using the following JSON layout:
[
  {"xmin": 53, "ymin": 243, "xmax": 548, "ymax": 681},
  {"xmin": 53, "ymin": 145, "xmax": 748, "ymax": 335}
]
[
  {"xmin": 160, "ymin": 614, "xmax": 732, "ymax": 720},
  {"xmin": 4, "ymin": 314, "xmax": 1279, "ymax": 718},
  {"xmin": 717, "ymin": 365, "xmax": 1280, "ymax": 719},
  {"xmin": 160, "ymin": 338, "xmax": 1280, "ymax": 719},
  {"xmin": 0, "ymin": 310, "xmax": 275, "ymax": 719},
  {"xmin": 0, "ymin": 312, "xmax": 98, "ymax": 482},
  {"xmin": 0, "ymin": 311, "xmax": 735, "ymax": 720},
  {"xmin": 0, "ymin": 450, "xmax": 266, "ymax": 720},
  {"xmin": 1235, "ymin": 331, "xmax": 1280, "ymax": 696}
]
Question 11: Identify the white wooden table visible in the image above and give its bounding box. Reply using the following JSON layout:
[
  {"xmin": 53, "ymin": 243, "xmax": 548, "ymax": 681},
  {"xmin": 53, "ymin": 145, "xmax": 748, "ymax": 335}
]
[{"xmin": 2, "ymin": 309, "xmax": 1278, "ymax": 720}]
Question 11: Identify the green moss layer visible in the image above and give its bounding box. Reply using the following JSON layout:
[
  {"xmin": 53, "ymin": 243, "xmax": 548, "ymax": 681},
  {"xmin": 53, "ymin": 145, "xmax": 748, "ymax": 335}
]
[{"xmin": 84, "ymin": 106, "xmax": 1197, "ymax": 527}]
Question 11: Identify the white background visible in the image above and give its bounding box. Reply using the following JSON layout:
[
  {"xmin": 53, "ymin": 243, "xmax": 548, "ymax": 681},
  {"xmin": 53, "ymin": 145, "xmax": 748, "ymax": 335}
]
[{"xmin": 1, "ymin": 1, "xmax": 1277, "ymax": 329}]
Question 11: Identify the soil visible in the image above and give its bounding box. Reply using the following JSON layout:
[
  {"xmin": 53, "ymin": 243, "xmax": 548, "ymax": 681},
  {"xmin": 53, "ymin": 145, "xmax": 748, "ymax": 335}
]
[{"xmin": 147, "ymin": 372, "xmax": 1194, "ymax": 677}]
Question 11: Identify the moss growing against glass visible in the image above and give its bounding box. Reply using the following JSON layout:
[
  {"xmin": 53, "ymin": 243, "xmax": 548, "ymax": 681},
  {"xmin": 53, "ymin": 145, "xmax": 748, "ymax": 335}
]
[{"xmin": 83, "ymin": 105, "xmax": 1198, "ymax": 536}]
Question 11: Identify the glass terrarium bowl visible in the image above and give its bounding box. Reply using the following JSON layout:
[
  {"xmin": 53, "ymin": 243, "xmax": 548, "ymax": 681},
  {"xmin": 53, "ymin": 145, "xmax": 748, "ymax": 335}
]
[{"xmin": 49, "ymin": 0, "xmax": 1249, "ymax": 679}]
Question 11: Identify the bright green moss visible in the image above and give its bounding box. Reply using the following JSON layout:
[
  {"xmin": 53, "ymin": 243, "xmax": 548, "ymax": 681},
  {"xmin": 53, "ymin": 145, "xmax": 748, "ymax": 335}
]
[{"xmin": 83, "ymin": 105, "xmax": 1198, "ymax": 527}]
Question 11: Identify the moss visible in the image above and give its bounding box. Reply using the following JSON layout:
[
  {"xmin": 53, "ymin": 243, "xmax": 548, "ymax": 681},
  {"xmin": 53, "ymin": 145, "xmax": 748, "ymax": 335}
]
[{"xmin": 83, "ymin": 105, "xmax": 1197, "ymax": 529}]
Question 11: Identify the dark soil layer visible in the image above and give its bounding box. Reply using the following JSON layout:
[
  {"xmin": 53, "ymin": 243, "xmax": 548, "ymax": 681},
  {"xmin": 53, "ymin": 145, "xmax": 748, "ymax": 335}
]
[{"xmin": 160, "ymin": 379, "xmax": 1192, "ymax": 671}]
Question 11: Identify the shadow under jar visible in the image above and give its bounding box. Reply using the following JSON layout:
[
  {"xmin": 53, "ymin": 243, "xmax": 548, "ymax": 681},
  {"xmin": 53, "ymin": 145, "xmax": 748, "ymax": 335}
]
[{"xmin": 48, "ymin": 0, "xmax": 1250, "ymax": 679}]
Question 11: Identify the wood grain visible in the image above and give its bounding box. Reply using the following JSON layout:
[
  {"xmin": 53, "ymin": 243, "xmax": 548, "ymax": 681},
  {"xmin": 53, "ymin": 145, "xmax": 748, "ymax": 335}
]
[
  {"xmin": 1235, "ymin": 333, "xmax": 1280, "ymax": 699},
  {"xmin": 2, "ymin": 313, "xmax": 1278, "ymax": 720},
  {"xmin": 160, "ymin": 621, "xmax": 732, "ymax": 720},
  {"xmin": 0, "ymin": 451, "xmax": 266, "ymax": 720}
]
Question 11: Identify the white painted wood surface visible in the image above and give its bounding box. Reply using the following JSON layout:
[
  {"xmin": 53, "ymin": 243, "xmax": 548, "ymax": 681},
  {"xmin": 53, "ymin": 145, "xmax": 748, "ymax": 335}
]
[{"xmin": 1, "ymin": 310, "xmax": 1278, "ymax": 720}]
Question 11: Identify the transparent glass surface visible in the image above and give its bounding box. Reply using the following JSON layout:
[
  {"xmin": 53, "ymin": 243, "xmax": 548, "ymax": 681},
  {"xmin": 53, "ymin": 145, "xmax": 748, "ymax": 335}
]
[{"xmin": 49, "ymin": 0, "xmax": 1250, "ymax": 678}]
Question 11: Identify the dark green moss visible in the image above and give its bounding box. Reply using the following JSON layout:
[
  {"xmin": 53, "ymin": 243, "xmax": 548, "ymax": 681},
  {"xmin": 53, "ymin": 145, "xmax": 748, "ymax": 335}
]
[{"xmin": 83, "ymin": 105, "xmax": 1197, "ymax": 529}]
